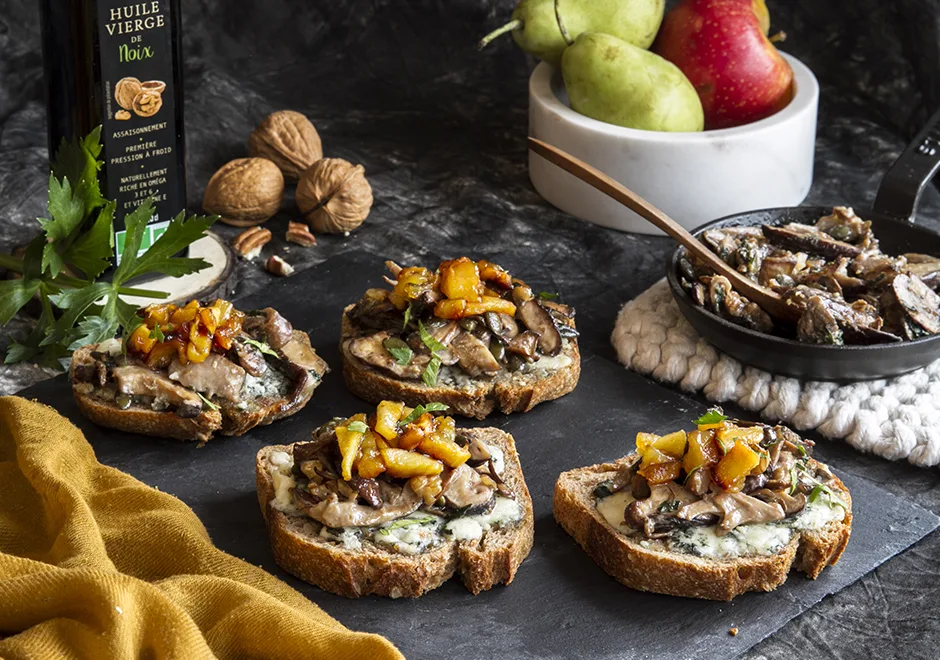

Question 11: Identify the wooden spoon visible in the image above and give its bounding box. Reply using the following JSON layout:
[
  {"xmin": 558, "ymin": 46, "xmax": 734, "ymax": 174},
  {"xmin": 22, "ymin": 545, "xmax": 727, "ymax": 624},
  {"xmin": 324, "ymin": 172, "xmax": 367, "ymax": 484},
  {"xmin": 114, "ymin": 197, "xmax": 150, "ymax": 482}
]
[{"xmin": 527, "ymin": 137, "xmax": 798, "ymax": 322}]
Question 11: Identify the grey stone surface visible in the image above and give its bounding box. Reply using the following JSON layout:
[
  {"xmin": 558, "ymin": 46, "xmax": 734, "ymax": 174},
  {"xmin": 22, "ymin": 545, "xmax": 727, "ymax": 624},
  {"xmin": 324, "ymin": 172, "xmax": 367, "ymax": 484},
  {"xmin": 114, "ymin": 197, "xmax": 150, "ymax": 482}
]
[{"xmin": 3, "ymin": 0, "xmax": 940, "ymax": 657}]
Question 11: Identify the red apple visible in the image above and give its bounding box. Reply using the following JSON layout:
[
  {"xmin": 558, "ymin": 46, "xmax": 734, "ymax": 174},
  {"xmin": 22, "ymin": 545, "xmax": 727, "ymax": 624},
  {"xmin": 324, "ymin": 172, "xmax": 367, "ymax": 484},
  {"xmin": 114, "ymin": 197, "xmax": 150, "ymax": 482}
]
[{"xmin": 653, "ymin": 0, "xmax": 793, "ymax": 130}]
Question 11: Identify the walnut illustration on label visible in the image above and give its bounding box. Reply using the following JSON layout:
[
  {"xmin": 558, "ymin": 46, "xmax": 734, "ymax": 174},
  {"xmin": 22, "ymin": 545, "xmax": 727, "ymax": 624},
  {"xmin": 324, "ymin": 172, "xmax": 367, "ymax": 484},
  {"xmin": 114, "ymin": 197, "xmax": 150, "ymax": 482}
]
[
  {"xmin": 115, "ymin": 110, "xmax": 131, "ymax": 121},
  {"xmin": 114, "ymin": 77, "xmax": 142, "ymax": 110},
  {"xmin": 141, "ymin": 80, "xmax": 166, "ymax": 94},
  {"xmin": 132, "ymin": 89, "xmax": 164, "ymax": 117}
]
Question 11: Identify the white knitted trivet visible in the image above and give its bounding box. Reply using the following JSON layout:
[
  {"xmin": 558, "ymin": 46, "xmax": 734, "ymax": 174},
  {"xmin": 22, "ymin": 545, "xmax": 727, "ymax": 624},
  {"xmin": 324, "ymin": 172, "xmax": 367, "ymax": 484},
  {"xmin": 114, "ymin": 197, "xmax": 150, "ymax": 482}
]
[{"xmin": 611, "ymin": 279, "xmax": 940, "ymax": 468}]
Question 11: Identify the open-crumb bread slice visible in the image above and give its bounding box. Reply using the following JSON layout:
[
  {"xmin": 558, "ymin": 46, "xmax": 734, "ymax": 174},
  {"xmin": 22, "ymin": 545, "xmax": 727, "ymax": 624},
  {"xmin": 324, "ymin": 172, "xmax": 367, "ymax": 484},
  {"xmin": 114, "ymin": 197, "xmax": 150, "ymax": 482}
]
[
  {"xmin": 256, "ymin": 427, "xmax": 534, "ymax": 598},
  {"xmin": 554, "ymin": 454, "xmax": 852, "ymax": 601},
  {"xmin": 341, "ymin": 307, "xmax": 581, "ymax": 419},
  {"xmin": 72, "ymin": 327, "xmax": 328, "ymax": 443}
]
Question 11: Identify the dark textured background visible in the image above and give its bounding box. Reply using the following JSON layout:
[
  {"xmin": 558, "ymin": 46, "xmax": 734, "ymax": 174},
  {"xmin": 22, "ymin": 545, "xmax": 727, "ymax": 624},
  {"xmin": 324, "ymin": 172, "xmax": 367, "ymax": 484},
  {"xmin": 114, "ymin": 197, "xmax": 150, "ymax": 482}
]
[{"xmin": 3, "ymin": 0, "xmax": 940, "ymax": 657}]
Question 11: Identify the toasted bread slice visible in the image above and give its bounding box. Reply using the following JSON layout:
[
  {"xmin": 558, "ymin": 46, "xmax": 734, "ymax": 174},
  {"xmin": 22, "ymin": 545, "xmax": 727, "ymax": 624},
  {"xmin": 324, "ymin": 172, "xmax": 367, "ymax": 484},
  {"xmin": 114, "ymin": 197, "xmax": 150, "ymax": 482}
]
[
  {"xmin": 71, "ymin": 330, "xmax": 327, "ymax": 443},
  {"xmin": 256, "ymin": 427, "xmax": 534, "ymax": 598},
  {"xmin": 554, "ymin": 454, "xmax": 852, "ymax": 601},
  {"xmin": 341, "ymin": 307, "xmax": 580, "ymax": 419}
]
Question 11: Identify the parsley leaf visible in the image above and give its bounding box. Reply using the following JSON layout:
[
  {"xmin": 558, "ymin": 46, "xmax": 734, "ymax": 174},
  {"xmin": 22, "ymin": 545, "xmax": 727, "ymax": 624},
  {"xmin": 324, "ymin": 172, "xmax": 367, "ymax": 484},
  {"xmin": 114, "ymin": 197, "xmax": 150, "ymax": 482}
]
[
  {"xmin": 0, "ymin": 280, "xmax": 41, "ymax": 325},
  {"xmin": 347, "ymin": 421, "xmax": 369, "ymax": 433},
  {"xmin": 240, "ymin": 337, "xmax": 279, "ymax": 358},
  {"xmin": 383, "ymin": 337, "xmax": 413, "ymax": 366},
  {"xmin": 693, "ymin": 408, "xmax": 727, "ymax": 425},
  {"xmin": 399, "ymin": 402, "xmax": 449, "ymax": 426},
  {"xmin": 150, "ymin": 324, "xmax": 166, "ymax": 342},
  {"xmin": 116, "ymin": 208, "xmax": 214, "ymax": 282},
  {"xmin": 66, "ymin": 200, "xmax": 115, "ymax": 280}
]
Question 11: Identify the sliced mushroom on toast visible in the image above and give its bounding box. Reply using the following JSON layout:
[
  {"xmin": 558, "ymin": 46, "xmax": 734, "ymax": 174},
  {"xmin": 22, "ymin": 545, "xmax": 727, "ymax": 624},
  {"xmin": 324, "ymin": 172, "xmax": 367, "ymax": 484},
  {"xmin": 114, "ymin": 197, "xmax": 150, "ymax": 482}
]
[
  {"xmin": 554, "ymin": 410, "xmax": 852, "ymax": 601},
  {"xmin": 71, "ymin": 299, "xmax": 328, "ymax": 442},
  {"xmin": 256, "ymin": 400, "xmax": 534, "ymax": 597},
  {"xmin": 341, "ymin": 257, "xmax": 580, "ymax": 419}
]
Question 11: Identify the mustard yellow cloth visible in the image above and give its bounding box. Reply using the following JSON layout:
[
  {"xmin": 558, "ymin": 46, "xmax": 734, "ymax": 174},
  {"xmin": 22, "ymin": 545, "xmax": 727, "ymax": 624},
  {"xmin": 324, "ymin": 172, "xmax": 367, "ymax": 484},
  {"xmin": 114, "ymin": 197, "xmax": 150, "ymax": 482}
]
[{"xmin": 0, "ymin": 396, "xmax": 404, "ymax": 660}]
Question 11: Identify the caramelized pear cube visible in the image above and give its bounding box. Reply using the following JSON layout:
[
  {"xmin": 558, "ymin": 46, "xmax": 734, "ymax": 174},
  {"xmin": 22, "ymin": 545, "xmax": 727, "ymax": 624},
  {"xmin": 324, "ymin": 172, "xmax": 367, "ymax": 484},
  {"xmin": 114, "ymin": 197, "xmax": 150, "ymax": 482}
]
[
  {"xmin": 653, "ymin": 430, "xmax": 687, "ymax": 458},
  {"xmin": 683, "ymin": 429, "xmax": 721, "ymax": 474},
  {"xmin": 418, "ymin": 434, "xmax": 471, "ymax": 468},
  {"xmin": 375, "ymin": 400, "xmax": 405, "ymax": 441},
  {"xmin": 381, "ymin": 448, "xmax": 444, "ymax": 478},
  {"xmin": 440, "ymin": 257, "xmax": 484, "ymax": 302},
  {"xmin": 335, "ymin": 425, "xmax": 365, "ymax": 482},
  {"xmin": 357, "ymin": 431, "xmax": 386, "ymax": 479},
  {"xmin": 638, "ymin": 461, "xmax": 682, "ymax": 485},
  {"xmin": 713, "ymin": 440, "xmax": 761, "ymax": 491}
]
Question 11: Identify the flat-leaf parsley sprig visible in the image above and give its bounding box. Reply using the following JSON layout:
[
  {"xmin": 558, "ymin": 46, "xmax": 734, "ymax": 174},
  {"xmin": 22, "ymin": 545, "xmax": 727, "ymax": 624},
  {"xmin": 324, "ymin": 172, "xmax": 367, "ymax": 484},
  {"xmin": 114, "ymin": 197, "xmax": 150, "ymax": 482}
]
[{"xmin": 0, "ymin": 127, "xmax": 217, "ymax": 368}]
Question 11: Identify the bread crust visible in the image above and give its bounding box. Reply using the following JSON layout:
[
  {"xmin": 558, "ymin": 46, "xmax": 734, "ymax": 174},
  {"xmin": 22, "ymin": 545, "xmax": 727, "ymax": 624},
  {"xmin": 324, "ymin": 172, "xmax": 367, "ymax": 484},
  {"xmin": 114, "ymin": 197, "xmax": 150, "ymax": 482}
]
[
  {"xmin": 70, "ymin": 332, "xmax": 327, "ymax": 442},
  {"xmin": 340, "ymin": 306, "xmax": 580, "ymax": 419},
  {"xmin": 553, "ymin": 455, "xmax": 853, "ymax": 601},
  {"xmin": 256, "ymin": 427, "xmax": 534, "ymax": 598}
]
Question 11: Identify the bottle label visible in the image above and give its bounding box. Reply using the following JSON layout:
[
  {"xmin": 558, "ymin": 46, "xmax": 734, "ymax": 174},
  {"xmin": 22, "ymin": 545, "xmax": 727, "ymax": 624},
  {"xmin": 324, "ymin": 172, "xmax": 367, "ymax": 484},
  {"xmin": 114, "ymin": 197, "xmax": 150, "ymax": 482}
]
[{"xmin": 97, "ymin": 0, "xmax": 183, "ymax": 264}]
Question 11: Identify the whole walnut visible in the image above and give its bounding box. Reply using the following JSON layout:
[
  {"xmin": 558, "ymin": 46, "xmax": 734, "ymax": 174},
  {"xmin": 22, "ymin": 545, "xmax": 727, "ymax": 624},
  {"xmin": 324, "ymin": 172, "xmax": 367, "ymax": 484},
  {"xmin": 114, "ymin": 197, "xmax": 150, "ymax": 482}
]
[
  {"xmin": 248, "ymin": 111, "xmax": 323, "ymax": 181},
  {"xmin": 296, "ymin": 158, "xmax": 373, "ymax": 234},
  {"xmin": 203, "ymin": 158, "xmax": 284, "ymax": 227},
  {"xmin": 114, "ymin": 77, "xmax": 142, "ymax": 110}
]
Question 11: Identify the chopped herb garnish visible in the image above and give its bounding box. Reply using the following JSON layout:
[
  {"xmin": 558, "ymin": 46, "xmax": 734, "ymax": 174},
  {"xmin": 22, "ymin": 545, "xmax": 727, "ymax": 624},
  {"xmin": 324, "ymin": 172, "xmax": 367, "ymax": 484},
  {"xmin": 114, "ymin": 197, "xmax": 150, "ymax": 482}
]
[
  {"xmin": 417, "ymin": 320, "xmax": 446, "ymax": 386},
  {"xmin": 378, "ymin": 516, "xmax": 437, "ymax": 535},
  {"xmin": 399, "ymin": 402, "xmax": 449, "ymax": 426},
  {"xmin": 418, "ymin": 320, "xmax": 447, "ymax": 353},
  {"xmin": 693, "ymin": 408, "xmax": 727, "ymax": 426},
  {"xmin": 347, "ymin": 420, "xmax": 368, "ymax": 434},
  {"xmin": 149, "ymin": 324, "xmax": 165, "ymax": 342},
  {"xmin": 196, "ymin": 391, "xmax": 219, "ymax": 411},
  {"xmin": 789, "ymin": 464, "xmax": 799, "ymax": 495},
  {"xmin": 537, "ymin": 291, "xmax": 560, "ymax": 300},
  {"xmin": 382, "ymin": 336, "xmax": 413, "ymax": 366},
  {"xmin": 240, "ymin": 336, "xmax": 279, "ymax": 358},
  {"xmin": 422, "ymin": 355, "xmax": 442, "ymax": 387},
  {"xmin": 808, "ymin": 484, "xmax": 825, "ymax": 503},
  {"xmin": 402, "ymin": 303, "xmax": 412, "ymax": 331},
  {"xmin": 796, "ymin": 443, "xmax": 808, "ymax": 457}
]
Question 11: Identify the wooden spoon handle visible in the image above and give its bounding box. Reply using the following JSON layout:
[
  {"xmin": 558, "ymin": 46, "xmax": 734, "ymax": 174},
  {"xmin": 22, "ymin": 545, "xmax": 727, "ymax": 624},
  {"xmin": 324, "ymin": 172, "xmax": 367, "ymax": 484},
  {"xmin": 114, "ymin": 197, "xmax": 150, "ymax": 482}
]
[{"xmin": 527, "ymin": 137, "xmax": 792, "ymax": 319}]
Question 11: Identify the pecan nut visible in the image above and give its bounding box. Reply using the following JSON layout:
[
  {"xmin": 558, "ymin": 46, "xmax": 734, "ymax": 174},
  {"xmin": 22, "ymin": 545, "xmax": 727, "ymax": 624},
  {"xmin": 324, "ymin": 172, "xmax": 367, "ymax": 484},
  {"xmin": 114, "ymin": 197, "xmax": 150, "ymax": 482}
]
[
  {"xmin": 265, "ymin": 255, "xmax": 295, "ymax": 277},
  {"xmin": 285, "ymin": 221, "xmax": 316, "ymax": 247},
  {"xmin": 232, "ymin": 226, "xmax": 271, "ymax": 260}
]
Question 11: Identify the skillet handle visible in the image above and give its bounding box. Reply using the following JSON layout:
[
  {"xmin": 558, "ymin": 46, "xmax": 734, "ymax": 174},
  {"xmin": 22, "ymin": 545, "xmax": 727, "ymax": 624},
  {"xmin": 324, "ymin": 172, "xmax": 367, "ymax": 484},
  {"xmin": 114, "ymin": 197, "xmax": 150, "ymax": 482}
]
[{"xmin": 873, "ymin": 107, "xmax": 940, "ymax": 222}]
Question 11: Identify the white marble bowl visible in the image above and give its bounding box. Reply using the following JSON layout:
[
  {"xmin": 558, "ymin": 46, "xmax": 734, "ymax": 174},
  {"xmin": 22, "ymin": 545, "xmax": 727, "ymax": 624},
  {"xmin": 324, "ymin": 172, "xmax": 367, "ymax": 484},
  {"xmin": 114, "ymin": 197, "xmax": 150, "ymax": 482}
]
[{"xmin": 528, "ymin": 53, "xmax": 819, "ymax": 234}]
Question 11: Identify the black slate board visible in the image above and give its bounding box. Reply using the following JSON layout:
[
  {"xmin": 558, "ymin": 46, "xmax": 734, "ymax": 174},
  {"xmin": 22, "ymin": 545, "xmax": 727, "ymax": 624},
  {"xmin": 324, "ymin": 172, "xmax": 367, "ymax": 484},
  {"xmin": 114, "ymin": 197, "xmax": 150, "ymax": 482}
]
[{"xmin": 21, "ymin": 251, "xmax": 940, "ymax": 660}]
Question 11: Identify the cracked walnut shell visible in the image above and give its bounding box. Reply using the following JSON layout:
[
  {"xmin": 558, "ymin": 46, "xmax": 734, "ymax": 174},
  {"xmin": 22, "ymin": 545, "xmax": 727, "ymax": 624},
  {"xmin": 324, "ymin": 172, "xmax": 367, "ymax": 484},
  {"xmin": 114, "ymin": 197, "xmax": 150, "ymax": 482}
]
[
  {"xmin": 248, "ymin": 110, "xmax": 323, "ymax": 181},
  {"xmin": 203, "ymin": 158, "xmax": 284, "ymax": 227},
  {"xmin": 295, "ymin": 158, "xmax": 373, "ymax": 234},
  {"xmin": 115, "ymin": 77, "xmax": 142, "ymax": 110},
  {"xmin": 132, "ymin": 90, "xmax": 163, "ymax": 117}
]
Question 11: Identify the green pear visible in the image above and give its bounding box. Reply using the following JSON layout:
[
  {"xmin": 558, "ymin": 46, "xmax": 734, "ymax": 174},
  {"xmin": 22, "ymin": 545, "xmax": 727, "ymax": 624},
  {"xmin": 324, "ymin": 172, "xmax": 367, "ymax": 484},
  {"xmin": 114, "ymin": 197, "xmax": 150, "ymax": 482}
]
[
  {"xmin": 479, "ymin": 0, "xmax": 665, "ymax": 68},
  {"xmin": 562, "ymin": 32, "xmax": 705, "ymax": 132}
]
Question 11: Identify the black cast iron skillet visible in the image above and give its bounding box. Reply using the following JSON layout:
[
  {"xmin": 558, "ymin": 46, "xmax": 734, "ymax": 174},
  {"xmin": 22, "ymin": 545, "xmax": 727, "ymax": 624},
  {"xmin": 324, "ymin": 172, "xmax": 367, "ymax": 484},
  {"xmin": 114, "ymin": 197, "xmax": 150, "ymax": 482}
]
[{"xmin": 666, "ymin": 109, "xmax": 940, "ymax": 381}]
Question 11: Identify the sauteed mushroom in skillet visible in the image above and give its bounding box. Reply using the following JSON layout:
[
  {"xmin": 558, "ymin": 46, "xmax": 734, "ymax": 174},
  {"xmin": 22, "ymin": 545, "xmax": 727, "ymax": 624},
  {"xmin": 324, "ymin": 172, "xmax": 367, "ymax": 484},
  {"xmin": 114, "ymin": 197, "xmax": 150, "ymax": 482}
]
[{"xmin": 678, "ymin": 206, "xmax": 940, "ymax": 345}]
